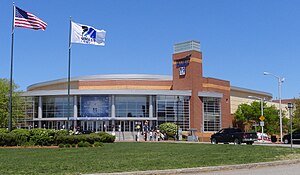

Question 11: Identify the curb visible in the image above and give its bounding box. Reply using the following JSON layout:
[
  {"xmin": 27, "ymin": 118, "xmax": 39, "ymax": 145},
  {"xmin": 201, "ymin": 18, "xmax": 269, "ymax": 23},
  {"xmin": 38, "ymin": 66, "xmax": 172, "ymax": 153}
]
[{"xmin": 83, "ymin": 159, "xmax": 300, "ymax": 175}]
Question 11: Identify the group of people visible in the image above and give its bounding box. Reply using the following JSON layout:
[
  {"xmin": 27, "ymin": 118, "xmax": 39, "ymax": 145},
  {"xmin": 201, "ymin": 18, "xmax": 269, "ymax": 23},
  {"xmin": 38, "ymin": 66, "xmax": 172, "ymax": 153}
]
[
  {"xmin": 143, "ymin": 129, "xmax": 165, "ymax": 141},
  {"xmin": 136, "ymin": 121, "xmax": 166, "ymax": 142}
]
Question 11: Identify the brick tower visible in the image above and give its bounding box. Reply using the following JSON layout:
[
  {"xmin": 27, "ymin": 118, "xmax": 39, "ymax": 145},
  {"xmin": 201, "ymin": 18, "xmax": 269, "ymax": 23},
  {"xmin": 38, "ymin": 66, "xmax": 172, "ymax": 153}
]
[{"xmin": 172, "ymin": 40, "xmax": 204, "ymax": 131}]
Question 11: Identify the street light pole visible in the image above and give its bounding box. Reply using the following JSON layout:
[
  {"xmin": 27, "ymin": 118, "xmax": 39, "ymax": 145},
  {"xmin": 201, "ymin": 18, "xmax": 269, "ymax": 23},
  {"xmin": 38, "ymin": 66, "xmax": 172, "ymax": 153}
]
[
  {"xmin": 264, "ymin": 72, "xmax": 284, "ymax": 143},
  {"xmin": 176, "ymin": 96, "xmax": 179, "ymax": 141},
  {"xmin": 260, "ymin": 98, "xmax": 264, "ymax": 141},
  {"xmin": 287, "ymin": 103, "xmax": 294, "ymax": 152},
  {"xmin": 278, "ymin": 76, "xmax": 283, "ymax": 143}
]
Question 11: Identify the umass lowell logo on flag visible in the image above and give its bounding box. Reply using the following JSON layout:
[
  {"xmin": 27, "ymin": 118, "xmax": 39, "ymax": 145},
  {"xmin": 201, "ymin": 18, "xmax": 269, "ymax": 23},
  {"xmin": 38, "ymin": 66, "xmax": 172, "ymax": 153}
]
[
  {"xmin": 71, "ymin": 21, "xmax": 106, "ymax": 46},
  {"xmin": 81, "ymin": 26, "xmax": 97, "ymax": 43}
]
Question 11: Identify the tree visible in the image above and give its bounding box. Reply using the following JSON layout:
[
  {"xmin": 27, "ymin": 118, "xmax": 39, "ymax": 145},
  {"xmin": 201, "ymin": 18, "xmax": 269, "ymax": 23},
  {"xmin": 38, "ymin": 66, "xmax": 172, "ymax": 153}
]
[
  {"xmin": 292, "ymin": 99, "xmax": 300, "ymax": 129},
  {"xmin": 0, "ymin": 78, "xmax": 24, "ymax": 128},
  {"xmin": 234, "ymin": 101, "xmax": 288, "ymax": 135}
]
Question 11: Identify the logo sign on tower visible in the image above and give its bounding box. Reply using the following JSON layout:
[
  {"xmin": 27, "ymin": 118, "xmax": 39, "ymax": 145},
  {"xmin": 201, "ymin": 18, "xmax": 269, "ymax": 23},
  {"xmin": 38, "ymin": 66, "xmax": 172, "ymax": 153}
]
[{"xmin": 175, "ymin": 54, "xmax": 191, "ymax": 76}]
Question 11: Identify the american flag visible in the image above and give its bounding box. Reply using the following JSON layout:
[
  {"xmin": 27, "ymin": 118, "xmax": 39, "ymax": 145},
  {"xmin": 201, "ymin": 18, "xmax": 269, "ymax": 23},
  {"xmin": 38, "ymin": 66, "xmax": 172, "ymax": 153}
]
[{"xmin": 14, "ymin": 6, "xmax": 47, "ymax": 30}]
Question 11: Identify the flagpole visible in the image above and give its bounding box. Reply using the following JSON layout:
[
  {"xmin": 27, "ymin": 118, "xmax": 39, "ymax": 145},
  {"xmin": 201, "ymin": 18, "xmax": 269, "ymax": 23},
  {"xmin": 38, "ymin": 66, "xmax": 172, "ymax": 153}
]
[
  {"xmin": 9, "ymin": 3, "xmax": 15, "ymax": 132},
  {"xmin": 67, "ymin": 16, "xmax": 72, "ymax": 132}
]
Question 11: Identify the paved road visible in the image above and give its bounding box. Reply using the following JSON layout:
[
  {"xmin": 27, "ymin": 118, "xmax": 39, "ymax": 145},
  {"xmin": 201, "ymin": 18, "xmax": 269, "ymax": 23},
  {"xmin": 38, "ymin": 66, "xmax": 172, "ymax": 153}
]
[{"xmin": 191, "ymin": 162, "xmax": 300, "ymax": 175}]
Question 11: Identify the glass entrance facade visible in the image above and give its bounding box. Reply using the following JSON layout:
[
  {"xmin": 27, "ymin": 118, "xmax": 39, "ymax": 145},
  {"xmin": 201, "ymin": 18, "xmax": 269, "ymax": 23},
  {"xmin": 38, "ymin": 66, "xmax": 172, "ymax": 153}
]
[{"xmin": 23, "ymin": 94, "xmax": 190, "ymax": 132}]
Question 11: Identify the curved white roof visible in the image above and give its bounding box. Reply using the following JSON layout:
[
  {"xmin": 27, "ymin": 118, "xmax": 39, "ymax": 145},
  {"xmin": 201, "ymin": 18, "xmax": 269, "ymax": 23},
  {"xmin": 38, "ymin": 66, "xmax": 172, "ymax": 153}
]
[
  {"xmin": 27, "ymin": 74, "xmax": 172, "ymax": 90},
  {"xmin": 26, "ymin": 74, "xmax": 272, "ymax": 99}
]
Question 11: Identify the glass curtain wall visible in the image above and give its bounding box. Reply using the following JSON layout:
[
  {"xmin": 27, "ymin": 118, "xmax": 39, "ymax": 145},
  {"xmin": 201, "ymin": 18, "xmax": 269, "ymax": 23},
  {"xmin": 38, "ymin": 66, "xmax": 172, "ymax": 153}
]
[
  {"xmin": 42, "ymin": 96, "xmax": 74, "ymax": 118},
  {"xmin": 156, "ymin": 95, "xmax": 190, "ymax": 131},
  {"xmin": 21, "ymin": 97, "xmax": 38, "ymax": 128},
  {"xmin": 203, "ymin": 97, "xmax": 221, "ymax": 132},
  {"xmin": 115, "ymin": 96, "xmax": 149, "ymax": 118},
  {"xmin": 13, "ymin": 97, "xmax": 36, "ymax": 128}
]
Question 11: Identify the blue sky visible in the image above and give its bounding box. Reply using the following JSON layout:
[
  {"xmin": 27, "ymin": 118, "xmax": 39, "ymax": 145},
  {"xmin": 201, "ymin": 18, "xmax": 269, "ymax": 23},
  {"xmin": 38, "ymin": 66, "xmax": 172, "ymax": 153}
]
[{"xmin": 0, "ymin": 0, "xmax": 299, "ymax": 99}]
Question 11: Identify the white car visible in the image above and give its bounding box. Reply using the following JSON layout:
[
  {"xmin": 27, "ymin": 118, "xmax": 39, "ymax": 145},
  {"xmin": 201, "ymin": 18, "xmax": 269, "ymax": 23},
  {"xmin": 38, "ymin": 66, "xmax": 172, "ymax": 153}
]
[{"xmin": 256, "ymin": 132, "xmax": 271, "ymax": 143}]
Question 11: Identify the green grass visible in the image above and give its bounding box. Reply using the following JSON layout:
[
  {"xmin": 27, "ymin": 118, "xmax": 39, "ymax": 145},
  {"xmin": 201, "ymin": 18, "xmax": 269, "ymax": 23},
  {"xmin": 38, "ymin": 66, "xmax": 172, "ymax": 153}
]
[{"xmin": 0, "ymin": 142, "xmax": 298, "ymax": 175}]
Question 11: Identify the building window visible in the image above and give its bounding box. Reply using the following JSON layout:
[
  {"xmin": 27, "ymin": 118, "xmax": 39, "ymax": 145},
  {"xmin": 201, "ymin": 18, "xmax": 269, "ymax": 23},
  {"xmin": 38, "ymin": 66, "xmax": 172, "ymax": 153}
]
[
  {"xmin": 156, "ymin": 96, "xmax": 190, "ymax": 131},
  {"xmin": 42, "ymin": 96, "xmax": 74, "ymax": 118},
  {"xmin": 24, "ymin": 96, "xmax": 38, "ymax": 119},
  {"xmin": 78, "ymin": 96, "xmax": 111, "ymax": 117},
  {"xmin": 203, "ymin": 97, "xmax": 221, "ymax": 132},
  {"xmin": 115, "ymin": 96, "xmax": 149, "ymax": 118}
]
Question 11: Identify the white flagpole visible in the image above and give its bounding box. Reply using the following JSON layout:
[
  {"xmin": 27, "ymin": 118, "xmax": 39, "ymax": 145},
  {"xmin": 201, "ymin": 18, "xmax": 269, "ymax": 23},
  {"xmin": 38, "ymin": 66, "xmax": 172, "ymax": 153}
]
[
  {"xmin": 9, "ymin": 3, "xmax": 16, "ymax": 132},
  {"xmin": 67, "ymin": 16, "xmax": 72, "ymax": 132}
]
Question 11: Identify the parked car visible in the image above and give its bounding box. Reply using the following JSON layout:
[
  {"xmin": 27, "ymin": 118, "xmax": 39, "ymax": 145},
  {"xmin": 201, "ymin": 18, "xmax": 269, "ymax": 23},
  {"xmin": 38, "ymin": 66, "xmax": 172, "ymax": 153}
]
[
  {"xmin": 79, "ymin": 130, "xmax": 92, "ymax": 134},
  {"xmin": 210, "ymin": 128, "xmax": 257, "ymax": 145},
  {"xmin": 283, "ymin": 129, "xmax": 300, "ymax": 144},
  {"xmin": 256, "ymin": 132, "xmax": 272, "ymax": 143}
]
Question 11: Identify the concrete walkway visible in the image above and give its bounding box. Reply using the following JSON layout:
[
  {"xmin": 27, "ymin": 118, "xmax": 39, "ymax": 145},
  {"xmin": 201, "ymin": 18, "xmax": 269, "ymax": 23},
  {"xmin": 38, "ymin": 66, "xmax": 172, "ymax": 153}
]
[{"xmin": 84, "ymin": 159, "xmax": 300, "ymax": 175}]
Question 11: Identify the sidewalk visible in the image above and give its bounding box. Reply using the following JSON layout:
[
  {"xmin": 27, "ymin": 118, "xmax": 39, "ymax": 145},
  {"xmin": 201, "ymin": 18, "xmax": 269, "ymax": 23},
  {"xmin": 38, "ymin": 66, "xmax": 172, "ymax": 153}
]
[{"xmin": 84, "ymin": 159, "xmax": 300, "ymax": 175}]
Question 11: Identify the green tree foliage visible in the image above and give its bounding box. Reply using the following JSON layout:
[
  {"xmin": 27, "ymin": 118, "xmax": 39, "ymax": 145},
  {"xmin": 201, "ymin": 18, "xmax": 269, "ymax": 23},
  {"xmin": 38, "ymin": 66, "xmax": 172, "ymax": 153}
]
[
  {"xmin": 292, "ymin": 99, "xmax": 300, "ymax": 129},
  {"xmin": 234, "ymin": 101, "xmax": 288, "ymax": 135},
  {"xmin": 159, "ymin": 122, "xmax": 178, "ymax": 138},
  {"xmin": 0, "ymin": 78, "xmax": 24, "ymax": 128}
]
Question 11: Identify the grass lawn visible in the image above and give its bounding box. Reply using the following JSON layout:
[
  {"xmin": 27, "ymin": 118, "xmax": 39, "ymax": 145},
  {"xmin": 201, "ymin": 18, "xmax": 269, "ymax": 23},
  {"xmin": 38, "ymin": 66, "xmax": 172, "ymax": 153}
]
[{"xmin": 0, "ymin": 142, "xmax": 299, "ymax": 175}]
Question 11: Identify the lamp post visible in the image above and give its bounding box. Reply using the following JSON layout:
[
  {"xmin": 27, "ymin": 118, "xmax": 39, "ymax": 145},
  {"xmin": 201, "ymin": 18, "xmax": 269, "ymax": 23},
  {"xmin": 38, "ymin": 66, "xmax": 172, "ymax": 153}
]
[
  {"xmin": 248, "ymin": 96, "xmax": 264, "ymax": 141},
  {"xmin": 264, "ymin": 71, "xmax": 284, "ymax": 143},
  {"xmin": 287, "ymin": 103, "xmax": 294, "ymax": 152},
  {"xmin": 176, "ymin": 96, "xmax": 180, "ymax": 141}
]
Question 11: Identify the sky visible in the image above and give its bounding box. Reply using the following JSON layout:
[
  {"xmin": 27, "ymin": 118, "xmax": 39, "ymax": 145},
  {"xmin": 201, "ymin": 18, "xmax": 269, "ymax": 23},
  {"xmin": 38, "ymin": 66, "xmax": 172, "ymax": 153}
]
[{"xmin": 0, "ymin": 0, "xmax": 299, "ymax": 99}]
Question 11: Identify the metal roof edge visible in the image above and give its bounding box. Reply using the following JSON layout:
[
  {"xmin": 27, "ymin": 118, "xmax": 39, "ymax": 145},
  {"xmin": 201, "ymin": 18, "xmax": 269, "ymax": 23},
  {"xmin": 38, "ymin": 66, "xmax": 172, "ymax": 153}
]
[
  {"xmin": 22, "ymin": 89, "xmax": 192, "ymax": 96},
  {"xmin": 27, "ymin": 74, "xmax": 172, "ymax": 90},
  {"xmin": 231, "ymin": 86, "xmax": 272, "ymax": 97}
]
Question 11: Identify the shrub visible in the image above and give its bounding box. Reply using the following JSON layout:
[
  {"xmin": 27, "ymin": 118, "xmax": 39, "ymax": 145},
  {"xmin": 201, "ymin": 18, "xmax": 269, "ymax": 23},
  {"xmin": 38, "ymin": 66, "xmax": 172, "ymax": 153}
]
[
  {"xmin": 23, "ymin": 140, "xmax": 35, "ymax": 147},
  {"xmin": 56, "ymin": 135, "xmax": 85, "ymax": 145},
  {"xmin": 58, "ymin": 143, "xmax": 65, "ymax": 148},
  {"xmin": 159, "ymin": 123, "xmax": 178, "ymax": 138},
  {"xmin": 0, "ymin": 129, "xmax": 115, "ymax": 147},
  {"xmin": 0, "ymin": 129, "xmax": 114, "ymax": 147},
  {"xmin": 77, "ymin": 141, "xmax": 84, "ymax": 147},
  {"xmin": 77, "ymin": 141, "xmax": 85, "ymax": 147},
  {"xmin": 0, "ymin": 133, "xmax": 16, "ymax": 146},
  {"xmin": 94, "ymin": 142, "xmax": 104, "ymax": 147},
  {"xmin": 76, "ymin": 135, "xmax": 87, "ymax": 143},
  {"xmin": 29, "ymin": 129, "xmax": 54, "ymax": 146},
  {"xmin": 11, "ymin": 129, "xmax": 30, "ymax": 146},
  {"xmin": 55, "ymin": 129, "xmax": 68, "ymax": 137},
  {"xmin": 77, "ymin": 141, "xmax": 91, "ymax": 147},
  {"xmin": 71, "ymin": 143, "xmax": 76, "ymax": 148},
  {"xmin": 83, "ymin": 141, "xmax": 92, "ymax": 147},
  {"xmin": 0, "ymin": 128, "xmax": 9, "ymax": 133},
  {"xmin": 85, "ymin": 134, "xmax": 99, "ymax": 144},
  {"xmin": 55, "ymin": 135, "xmax": 66, "ymax": 144},
  {"xmin": 66, "ymin": 135, "xmax": 76, "ymax": 144},
  {"xmin": 96, "ymin": 132, "xmax": 115, "ymax": 143},
  {"xmin": 65, "ymin": 143, "xmax": 71, "ymax": 148}
]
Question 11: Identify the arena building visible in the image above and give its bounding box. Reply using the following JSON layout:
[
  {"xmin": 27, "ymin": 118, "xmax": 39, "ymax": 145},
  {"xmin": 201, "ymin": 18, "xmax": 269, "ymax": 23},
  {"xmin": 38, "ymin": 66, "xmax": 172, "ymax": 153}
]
[{"xmin": 22, "ymin": 40, "xmax": 274, "ymax": 141}]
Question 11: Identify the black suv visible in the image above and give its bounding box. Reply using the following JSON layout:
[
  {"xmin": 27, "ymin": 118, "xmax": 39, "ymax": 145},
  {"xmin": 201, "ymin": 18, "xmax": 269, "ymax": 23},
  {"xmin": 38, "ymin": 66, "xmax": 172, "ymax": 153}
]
[{"xmin": 283, "ymin": 130, "xmax": 300, "ymax": 144}]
